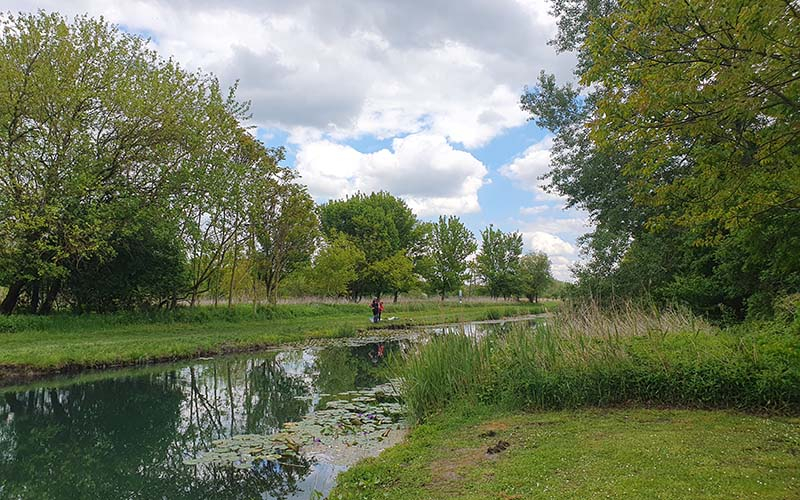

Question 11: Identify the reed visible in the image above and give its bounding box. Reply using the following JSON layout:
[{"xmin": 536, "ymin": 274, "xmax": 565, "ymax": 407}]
[{"xmin": 400, "ymin": 302, "xmax": 800, "ymax": 420}]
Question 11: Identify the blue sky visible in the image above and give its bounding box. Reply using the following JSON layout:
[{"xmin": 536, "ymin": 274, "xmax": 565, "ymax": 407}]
[{"xmin": 9, "ymin": 0, "xmax": 589, "ymax": 279}]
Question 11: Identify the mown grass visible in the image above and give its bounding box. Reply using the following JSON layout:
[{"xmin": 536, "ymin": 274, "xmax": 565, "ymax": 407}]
[
  {"xmin": 0, "ymin": 300, "xmax": 550, "ymax": 380},
  {"xmin": 331, "ymin": 405, "xmax": 800, "ymax": 499},
  {"xmin": 401, "ymin": 302, "xmax": 800, "ymax": 419}
]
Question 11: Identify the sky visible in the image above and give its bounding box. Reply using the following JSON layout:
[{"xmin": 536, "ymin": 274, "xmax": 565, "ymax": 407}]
[{"xmin": 5, "ymin": 0, "xmax": 590, "ymax": 280}]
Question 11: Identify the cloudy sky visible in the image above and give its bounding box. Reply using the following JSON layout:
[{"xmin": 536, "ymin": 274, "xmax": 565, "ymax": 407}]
[{"xmin": 7, "ymin": 0, "xmax": 589, "ymax": 279}]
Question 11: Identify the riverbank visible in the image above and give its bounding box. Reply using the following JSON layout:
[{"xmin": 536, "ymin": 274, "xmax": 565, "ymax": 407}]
[
  {"xmin": 331, "ymin": 405, "xmax": 800, "ymax": 499},
  {"xmin": 0, "ymin": 301, "xmax": 551, "ymax": 385},
  {"xmin": 332, "ymin": 304, "xmax": 800, "ymax": 498}
]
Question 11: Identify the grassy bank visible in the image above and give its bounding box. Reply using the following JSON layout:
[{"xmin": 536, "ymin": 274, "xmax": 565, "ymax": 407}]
[
  {"xmin": 401, "ymin": 304, "xmax": 800, "ymax": 418},
  {"xmin": 0, "ymin": 300, "xmax": 549, "ymax": 382},
  {"xmin": 331, "ymin": 405, "xmax": 800, "ymax": 499}
]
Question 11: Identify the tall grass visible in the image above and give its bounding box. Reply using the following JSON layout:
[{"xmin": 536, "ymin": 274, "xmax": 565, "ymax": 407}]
[{"xmin": 401, "ymin": 303, "xmax": 800, "ymax": 420}]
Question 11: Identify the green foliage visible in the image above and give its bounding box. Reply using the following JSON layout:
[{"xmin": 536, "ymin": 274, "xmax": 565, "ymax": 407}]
[
  {"xmin": 476, "ymin": 225, "xmax": 523, "ymax": 298},
  {"xmin": 0, "ymin": 12, "xmax": 248, "ymax": 313},
  {"xmin": 523, "ymin": 0, "xmax": 800, "ymax": 317},
  {"xmin": 250, "ymin": 176, "xmax": 319, "ymax": 304},
  {"xmin": 308, "ymin": 234, "xmax": 366, "ymax": 298},
  {"xmin": 64, "ymin": 211, "xmax": 190, "ymax": 312},
  {"xmin": 517, "ymin": 251, "xmax": 552, "ymax": 303},
  {"xmin": 318, "ymin": 192, "xmax": 424, "ymax": 298},
  {"xmin": 419, "ymin": 216, "xmax": 477, "ymax": 299}
]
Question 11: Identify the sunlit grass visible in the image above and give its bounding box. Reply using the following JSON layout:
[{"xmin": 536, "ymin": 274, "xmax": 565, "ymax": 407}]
[{"xmin": 331, "ymin": 406, "xmax": 800, "ymax": 499}]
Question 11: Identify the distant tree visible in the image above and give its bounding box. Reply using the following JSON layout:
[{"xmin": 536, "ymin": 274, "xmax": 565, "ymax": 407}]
[
  {"xmin": 518, "ymin": 252, "xmax": 552, "ymax": 303},
  {"xmin": 476, "ymin": 225, "xmax": 523, "ymax": 299},
  {"xmin": 309, "ymin": 234, "xmax": 366, "ymax": 298},
  {"xmin": 318, "ymin": 192, "xmax": 424, "ymax": 299},
  {"xmin": 363, "ymin": 251, "xmax": 417, "ymax": 302},
  {"xmin": 250, "ymin": 172, "xmax": 319, "ymax": 304},
  {"xmin": 420, "ymin": 216, "xmax": 477, "ymax": 299}
]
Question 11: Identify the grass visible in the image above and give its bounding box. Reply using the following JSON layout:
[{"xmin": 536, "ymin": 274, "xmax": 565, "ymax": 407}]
[
  {"xmin": 400, "ymin": 303, "xmax": 800, "ymax": 418},
  {"xmin": 0, "ymin": 300, "xmax": 550, "ymax": 381},
  {"xmin": 330, "ymin": 405, "xmax": 800, "ymax": 499}
]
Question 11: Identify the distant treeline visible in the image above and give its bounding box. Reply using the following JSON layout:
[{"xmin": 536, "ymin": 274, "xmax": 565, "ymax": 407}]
[{"xmin": 0, "ymin": 12, "xmax": 552, "ymax": 314}]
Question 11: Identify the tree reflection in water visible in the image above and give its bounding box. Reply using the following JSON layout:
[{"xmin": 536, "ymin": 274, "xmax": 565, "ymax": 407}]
[
  {"xmin": 0, "ymin": 353, "xmax": 313, "ymax": 499},
  {"xmin": 0, "ymin": 340, "xmax": 412, "ymax": 499}
]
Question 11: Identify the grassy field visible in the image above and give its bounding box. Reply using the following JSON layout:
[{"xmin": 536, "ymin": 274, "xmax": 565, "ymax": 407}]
[
  {"xmin": 0, "ymin": 300, "xmax": 550, "ymax": 382},
  {"xmin": 331, "ymin": 405, "xmax": 800, "ymax": 499}
]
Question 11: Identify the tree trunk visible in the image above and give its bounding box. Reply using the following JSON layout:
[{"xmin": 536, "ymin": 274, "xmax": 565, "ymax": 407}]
[
  {"xmin": 227, "ymin": 242, "xmax": 238, "ymax": 309},
  {"xmin": 39, "ymin": 281, "xmax": 61, "ymax": 315},
  {"xmin": 393, "ymin": 291, "xmax": 398, "ymax": 303},
  {"xmin": 30, "ymin": 281, "xmax": 40, "ymax": 314},
  {"xmin": 0, "ymin": 281, "xmax": 24, "ymax": 315}
]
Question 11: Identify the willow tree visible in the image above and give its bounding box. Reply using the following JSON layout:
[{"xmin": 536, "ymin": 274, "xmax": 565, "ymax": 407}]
[{"xmin": 0, "ymin": 12, "xmax": 247, "ymax": 313}]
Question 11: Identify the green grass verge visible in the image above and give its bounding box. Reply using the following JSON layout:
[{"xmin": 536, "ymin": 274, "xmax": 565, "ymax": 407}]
[
  {"xmin": 331, "ymin": 405, "xmax": 800, "ymax": 499},
  {"xmin": 0, "ymin": 301, "xmax": 550, "ymax": 379}
]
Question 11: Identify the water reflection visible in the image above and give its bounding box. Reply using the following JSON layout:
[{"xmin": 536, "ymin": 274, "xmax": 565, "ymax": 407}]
[
  {"xmin": 0, "ymin": 323, "xmax": 522, "ymax": 499},
  {"xmin": 0, "ymin": 340, "xmax": 405, "ymax": 500}
]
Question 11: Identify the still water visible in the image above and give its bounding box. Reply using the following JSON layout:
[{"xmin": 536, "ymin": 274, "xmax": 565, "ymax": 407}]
[
  {"xmin": 0, "ymin": 321, "xmax": 525, "ymax": 499},
  {"xmin": 0, "ymin": 336, "xmax": 414, "ymax": 500}
]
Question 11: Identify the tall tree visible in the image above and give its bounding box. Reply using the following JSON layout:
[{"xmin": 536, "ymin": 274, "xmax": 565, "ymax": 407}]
[
  {"xmin": 476, "ymin": 225, "xmax": 523, "ymax": 299},
  {"xmin": 522, "ymin": 0, "xmax": 800, "ymax": 316},
  {"xmin": 518, "ymin": 251, "xmax": 552, "ymax": 303},
  {"xmin": 250, "ymin": 170, "xmax": 318, "ymax": 304},
  {"xmin": 0, "ymin": 12, "xmax": 246, "ymax": 313},
  {"xmin": 318, "ymin": 192, "xmax": 424, "ymax": 299},
  {"xmin": 420, "ymin": 215, "xmax": 477, "ymax": 299}
]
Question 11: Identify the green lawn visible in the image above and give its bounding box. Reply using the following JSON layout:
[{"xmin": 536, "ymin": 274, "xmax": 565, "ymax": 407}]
[
  {"xmin": 331, "ymin": 406, "xmax": 800, "ymax": 499},
  {"xmin": 0, "ymin": 301, "xmax": 549, "ymax": 381}
]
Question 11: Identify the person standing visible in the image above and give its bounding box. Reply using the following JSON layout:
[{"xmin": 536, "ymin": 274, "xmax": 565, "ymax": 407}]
[
  {"xmin": 370, "ymin": 297, "xmax": 380, "ymax": 323},
  {"xmin": 378, "ymin": 300, "xmax": 384, "ymax": 321}
]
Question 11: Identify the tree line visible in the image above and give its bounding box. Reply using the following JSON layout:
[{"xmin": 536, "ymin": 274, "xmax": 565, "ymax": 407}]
[
  {"xmin": 0, "ymin": 12, "xmax": 552, "ymax": 314},
  {"xmin": 523, "ymin": 0, "xmax": 799, "ymax": 320}
]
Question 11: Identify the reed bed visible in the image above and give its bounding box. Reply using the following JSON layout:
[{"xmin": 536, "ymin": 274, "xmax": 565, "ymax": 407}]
[{"xmin": 401, "ymin": 303, "xmax": 800, "ymax": 420}]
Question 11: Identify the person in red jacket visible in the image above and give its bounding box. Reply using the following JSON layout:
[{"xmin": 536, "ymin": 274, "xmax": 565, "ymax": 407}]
[{"xmin": 378, "ymin": 300, "xmax": 384, "ymax": 321}]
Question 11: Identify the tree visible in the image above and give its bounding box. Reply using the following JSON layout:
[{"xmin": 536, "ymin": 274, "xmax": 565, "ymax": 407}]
[
  {"xmin": 250, "ymin": 171, "xmax": 319, "ymax": 304},
  {"xmin": 309, "ymin": 234, "xmax": 366, "ymax": 298},
  {"xmin": 522, "ymin": 0, "xmax": 800, "ymax": 316},
  {"xmin": 476, "ymin": 225, "xmax": 523, "ymax": 299},
  {"xmin": 518, "ymin": 252, "xmax": 552, "ymax": 303},
  {"xmin": 63, "ymin": 210, "xmax": 190, "ymax": 312},
  {"xmin": 0, "ymin": 12, "xmax": 247, "ymax": 313},
  {"xmin": 318, "ymin": 192, "xmax": 424, "ymax": 299},
  {"xmin": 420, "ymin": 215, "xmax": 477, "ymax": 299}
]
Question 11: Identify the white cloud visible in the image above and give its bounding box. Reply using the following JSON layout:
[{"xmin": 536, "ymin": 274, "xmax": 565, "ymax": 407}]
[
  {"xmin": 500, "ymin": 136, "xmax": 563, "ymax": 201},
  {"xmin": 519, "ymin": 205, "xmax": 550, "ymax": 216},
  {"xmin": 523, "ymin": 231, "xmax": 575, "ymax": 256},
  {"xmin": 296, "ymin": 133, "xmax": 488, "ymax": 216},
  {"xmin": 521, "ymin": 231, "xmax": 576, "ymax": 281},
  {"xmin": 4, "ymin": 0, "xmax": 576, "ymax": 148}
]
